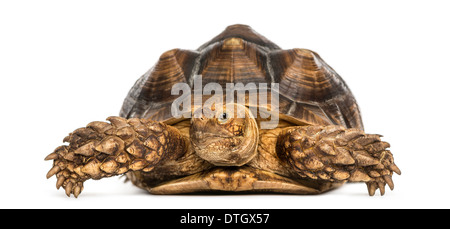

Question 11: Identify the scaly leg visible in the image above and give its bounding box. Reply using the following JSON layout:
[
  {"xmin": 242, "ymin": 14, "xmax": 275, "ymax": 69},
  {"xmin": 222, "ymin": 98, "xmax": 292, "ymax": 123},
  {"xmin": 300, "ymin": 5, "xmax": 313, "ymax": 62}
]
[
  {"xmin": 277, "ymin": 125, "xmax": 401, "ymax": 196},
  {"xmin": 45, "ymin": 117, "xmax": 187, "ymax": 197}
]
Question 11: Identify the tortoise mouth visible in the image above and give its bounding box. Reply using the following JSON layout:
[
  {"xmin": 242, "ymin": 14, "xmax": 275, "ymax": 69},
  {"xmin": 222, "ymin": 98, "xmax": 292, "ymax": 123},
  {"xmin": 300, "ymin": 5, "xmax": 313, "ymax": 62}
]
[{"xmin": 148, "ymin": 166, "xmax": 341, "ymax": 194}]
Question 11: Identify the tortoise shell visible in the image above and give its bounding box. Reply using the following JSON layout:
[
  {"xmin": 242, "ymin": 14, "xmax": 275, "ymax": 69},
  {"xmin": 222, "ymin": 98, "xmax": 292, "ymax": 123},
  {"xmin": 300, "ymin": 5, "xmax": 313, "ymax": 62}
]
[{"xmin": 119, "ymin": 24, "xmax": 363, "ymax": 130}]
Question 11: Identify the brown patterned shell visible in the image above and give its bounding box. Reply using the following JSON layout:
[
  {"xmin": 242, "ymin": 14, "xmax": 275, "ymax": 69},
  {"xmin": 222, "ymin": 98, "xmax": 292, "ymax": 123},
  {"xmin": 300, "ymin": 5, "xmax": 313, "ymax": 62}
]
[{"xmin": 119, "ymin": 24, "xmax": 363, "ymax": 130}]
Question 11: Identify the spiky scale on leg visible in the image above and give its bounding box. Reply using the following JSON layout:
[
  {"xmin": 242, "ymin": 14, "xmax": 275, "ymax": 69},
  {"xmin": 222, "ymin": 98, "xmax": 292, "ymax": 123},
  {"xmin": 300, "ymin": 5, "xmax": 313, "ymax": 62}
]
[
  {"xmin": 277, "ymin": 125, "xmax": 401, "ymax": 196},
  {"xmin": 45, "ymin": 116, "xmax": 187, "ymax": 197}
]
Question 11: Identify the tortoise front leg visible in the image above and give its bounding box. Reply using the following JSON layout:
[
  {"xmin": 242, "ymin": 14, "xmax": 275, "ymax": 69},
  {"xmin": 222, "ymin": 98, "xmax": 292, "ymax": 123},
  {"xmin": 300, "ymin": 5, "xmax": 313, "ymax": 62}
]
[
  {"xmin": 277, "ymin": 125, "xmax": 401, "ymax": 196},
  {"xmin": 45, "ymin": 117, "xmax": 187, "ymax": 197}
]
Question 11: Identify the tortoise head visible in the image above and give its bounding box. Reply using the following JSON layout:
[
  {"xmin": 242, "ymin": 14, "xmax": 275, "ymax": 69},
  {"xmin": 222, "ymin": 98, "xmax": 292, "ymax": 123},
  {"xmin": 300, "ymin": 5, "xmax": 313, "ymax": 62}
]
[{"xmin": 190, "ymin": 103, "xmax": 259, "ymax": 166}]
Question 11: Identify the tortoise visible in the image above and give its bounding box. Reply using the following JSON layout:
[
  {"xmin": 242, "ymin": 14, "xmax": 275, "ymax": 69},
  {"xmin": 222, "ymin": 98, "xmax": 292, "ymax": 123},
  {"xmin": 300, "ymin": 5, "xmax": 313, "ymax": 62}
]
[{"xmin": 45, "ymin": 24, "xmax": 400, "ymax": 197}]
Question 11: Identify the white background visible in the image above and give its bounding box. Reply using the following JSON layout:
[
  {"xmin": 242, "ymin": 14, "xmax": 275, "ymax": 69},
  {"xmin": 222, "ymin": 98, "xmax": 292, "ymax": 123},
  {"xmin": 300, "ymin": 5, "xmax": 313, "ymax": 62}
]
[{"xmin": 1, "ymin": 0, "xmax": 449, "ymax": 209}]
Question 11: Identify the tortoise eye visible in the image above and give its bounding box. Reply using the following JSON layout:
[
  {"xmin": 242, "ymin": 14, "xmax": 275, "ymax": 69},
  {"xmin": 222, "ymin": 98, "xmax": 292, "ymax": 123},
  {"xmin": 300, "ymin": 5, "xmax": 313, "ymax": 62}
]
[{"xmin": 217, "ymin": 112, "xmax": 230, "ymax": 124}]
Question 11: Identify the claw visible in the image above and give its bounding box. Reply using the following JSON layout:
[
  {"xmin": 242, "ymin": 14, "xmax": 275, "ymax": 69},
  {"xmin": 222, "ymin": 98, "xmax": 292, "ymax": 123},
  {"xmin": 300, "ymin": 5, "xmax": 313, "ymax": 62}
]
[
  {"xmin": 73, "ymin": 185, "xmax": 81, "ymax": 198},
  {"xmin": 63, "ymin": 135, "xmax": 71, "ymax": 143},
  {"xmin": 44, "ymin": 152, "xmax": 59, "ymax": 161},
  {"xmin": 56, "ymin": 176, "xmax": 65, "ymax": 189},
  {"xmin": 65, "ymin": 182, "xmax": 73, "ymax": 197},
  {"xmin": 383, "ymin": 175, "xmax": 394, "ymax": 190},
  {"xmin": 377, "ymin": 182, "xmax": 385, "ymax": 196},
  {"xmin": 46, "ymin": 166, "xmax": 61, "ymax": 179},
  {"xmin": 389, "ymin": 164, "xmax": 401, "ymax": 175},
  {"xmin": 367, "ymin": 182, "xmax": 377, "ymax": 196}
]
